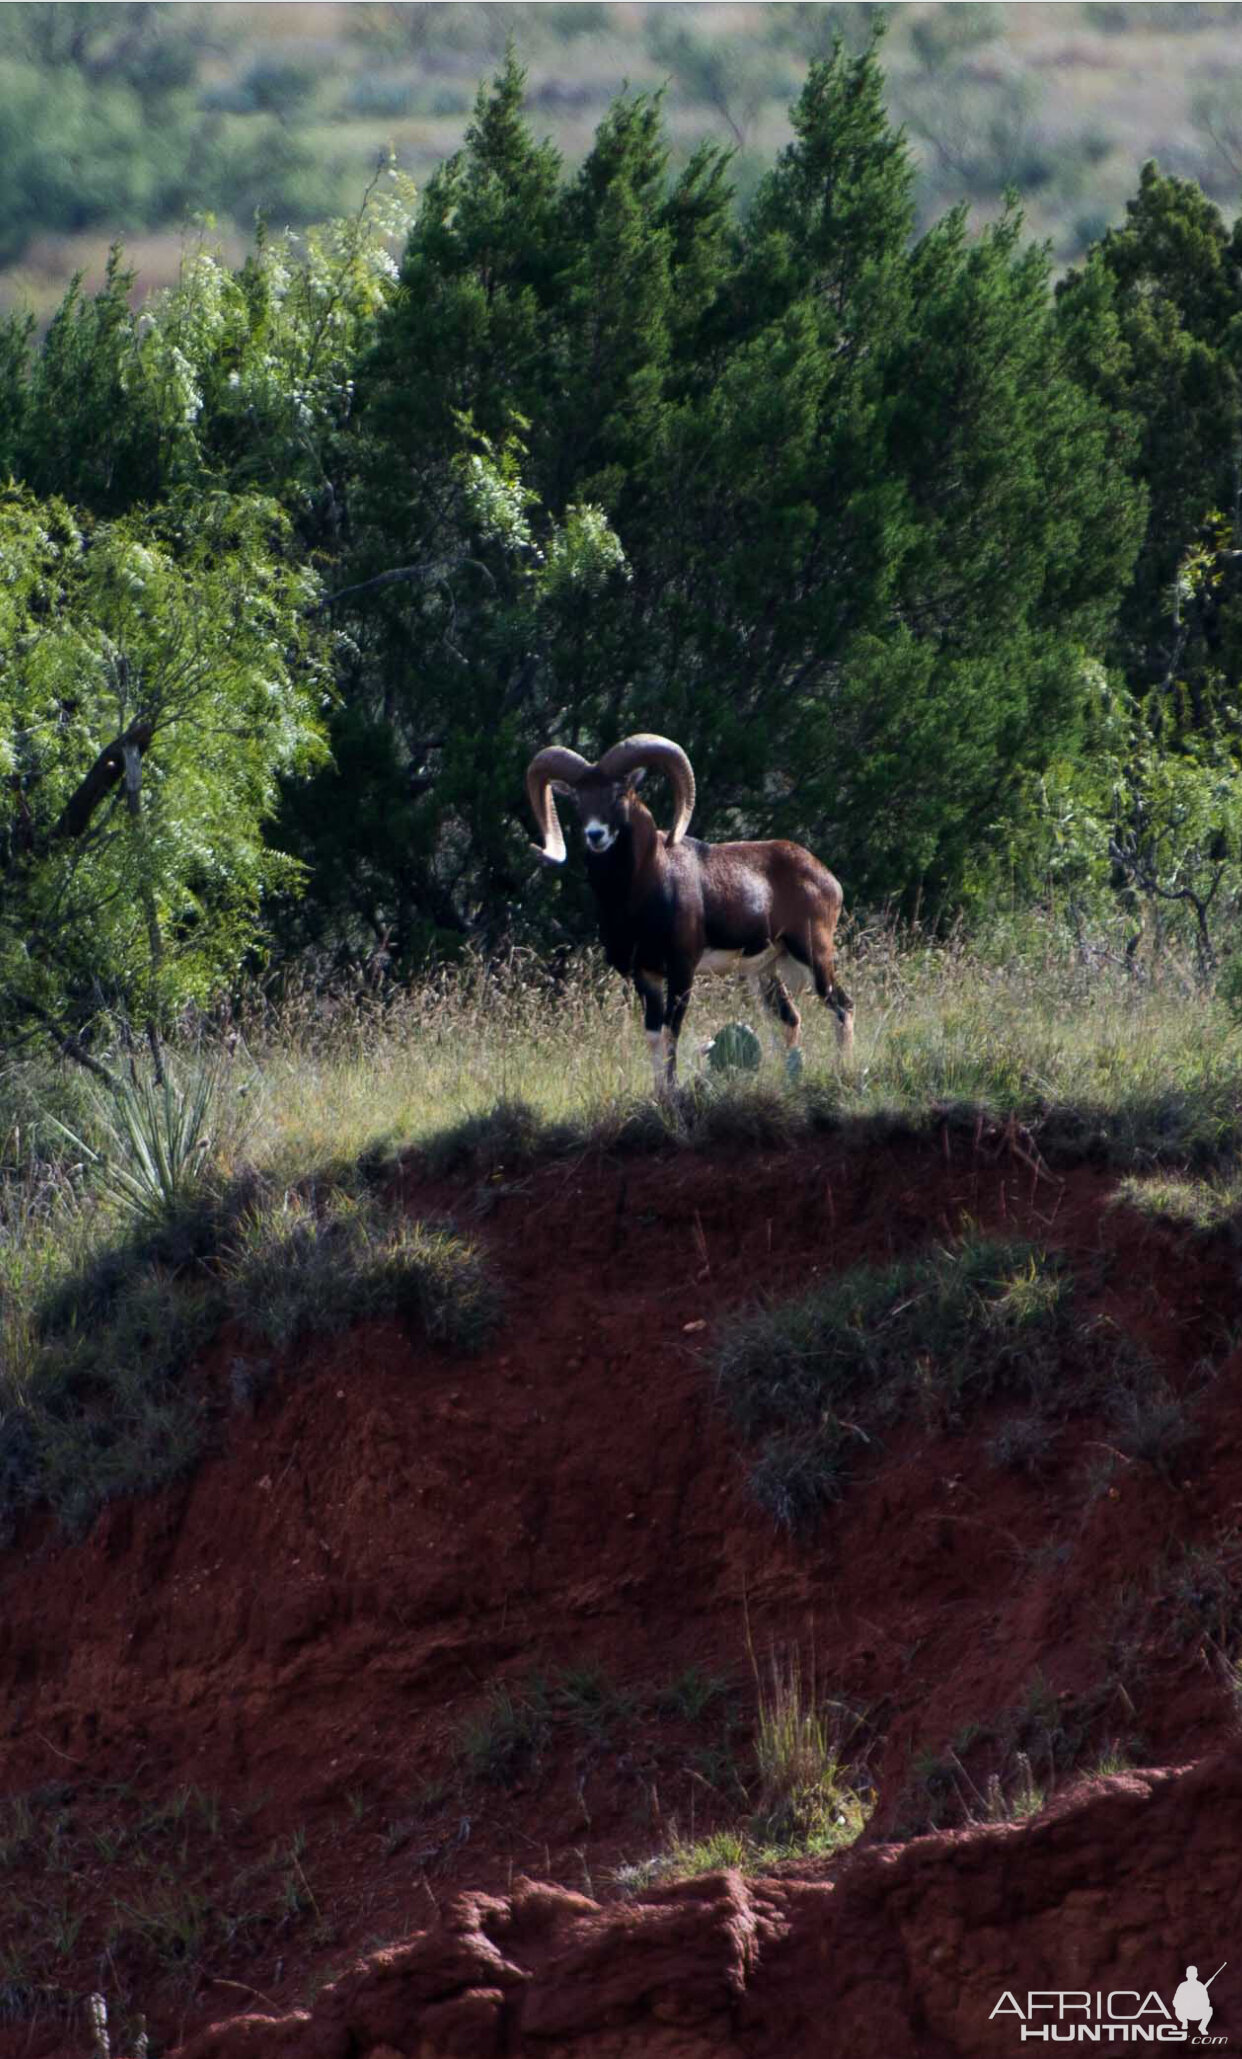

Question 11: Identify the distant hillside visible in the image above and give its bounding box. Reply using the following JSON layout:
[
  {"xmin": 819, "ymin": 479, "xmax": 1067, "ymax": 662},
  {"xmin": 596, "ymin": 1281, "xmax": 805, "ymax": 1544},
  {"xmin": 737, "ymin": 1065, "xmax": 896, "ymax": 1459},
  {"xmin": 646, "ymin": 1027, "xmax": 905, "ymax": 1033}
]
[{"xmin": 5, "ymin": 0, "xmax": 1242, "ymax": 314}]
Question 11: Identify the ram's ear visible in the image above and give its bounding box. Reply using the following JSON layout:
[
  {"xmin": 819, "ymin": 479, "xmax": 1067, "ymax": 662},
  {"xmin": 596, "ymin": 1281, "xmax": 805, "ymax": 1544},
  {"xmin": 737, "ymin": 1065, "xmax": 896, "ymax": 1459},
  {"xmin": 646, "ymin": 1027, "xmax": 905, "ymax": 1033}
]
[
  {"xmin": 620, "ymin": 767, "xmax": 647, "ymax": 793},
  {"xmin": 551, "ymin": 780, "xmax": 576, "ymax": 797}
]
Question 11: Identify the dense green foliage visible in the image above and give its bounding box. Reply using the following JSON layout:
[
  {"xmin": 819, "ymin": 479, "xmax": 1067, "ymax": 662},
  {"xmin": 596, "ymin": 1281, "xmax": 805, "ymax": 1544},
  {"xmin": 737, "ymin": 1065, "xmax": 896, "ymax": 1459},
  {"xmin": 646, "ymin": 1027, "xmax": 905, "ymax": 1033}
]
[
  {"xmin": 302, "ymin": 46, "xmax": 1144, "ymax": 958},
  {"xmin": 0, "ymin": 487, "xmax": 326, "ymax": 1056},
  {"xmin": 3, "ymin": 39, "xmax": 1242, "ymax": 1061}
]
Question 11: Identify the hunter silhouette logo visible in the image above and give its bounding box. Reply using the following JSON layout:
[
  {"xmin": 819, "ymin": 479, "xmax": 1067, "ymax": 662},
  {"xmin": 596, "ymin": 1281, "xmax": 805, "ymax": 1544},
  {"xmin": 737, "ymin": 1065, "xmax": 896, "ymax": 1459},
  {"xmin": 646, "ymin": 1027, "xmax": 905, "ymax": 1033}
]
[
  {"xmin": 1174, "ymin": 1967, "xmax": 1226, "ymax": 2036},
  {"xmin": 990, "ymin": 1960, "xmax": 1229, "ymax": 2043}
]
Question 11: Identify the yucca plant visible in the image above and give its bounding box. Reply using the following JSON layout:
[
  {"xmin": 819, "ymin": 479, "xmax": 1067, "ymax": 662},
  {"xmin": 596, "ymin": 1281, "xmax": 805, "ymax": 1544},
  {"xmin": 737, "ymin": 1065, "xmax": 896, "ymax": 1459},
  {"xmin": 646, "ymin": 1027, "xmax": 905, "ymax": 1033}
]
[{"xmin": 47, "ymin": 1064, "xmax": 219, "ymax": 1229}]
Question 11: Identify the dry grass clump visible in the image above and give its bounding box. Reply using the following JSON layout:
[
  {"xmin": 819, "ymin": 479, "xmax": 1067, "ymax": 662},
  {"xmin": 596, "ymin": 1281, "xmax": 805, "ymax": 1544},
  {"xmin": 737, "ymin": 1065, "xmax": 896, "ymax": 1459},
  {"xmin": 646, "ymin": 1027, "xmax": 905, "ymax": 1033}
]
[{"xmin": 631, "ymin": 1653, "xmax": 870, "ymax": 1885}]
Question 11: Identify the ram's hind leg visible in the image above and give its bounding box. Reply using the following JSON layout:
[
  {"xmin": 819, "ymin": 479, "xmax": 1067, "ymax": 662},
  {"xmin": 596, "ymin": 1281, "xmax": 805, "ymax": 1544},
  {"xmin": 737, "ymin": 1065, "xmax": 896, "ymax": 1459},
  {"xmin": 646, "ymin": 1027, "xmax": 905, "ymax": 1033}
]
[
  {"xmin": 785, "ymin": 929, "xmax": 854, "ymax": 1057},
  {"xmin": 816, "ymin": 954, "xmax": 854, "ymax": 1057},
  {"xmin": 753, "ymin": 972, "xmax": 802, "ymax": 1051}
]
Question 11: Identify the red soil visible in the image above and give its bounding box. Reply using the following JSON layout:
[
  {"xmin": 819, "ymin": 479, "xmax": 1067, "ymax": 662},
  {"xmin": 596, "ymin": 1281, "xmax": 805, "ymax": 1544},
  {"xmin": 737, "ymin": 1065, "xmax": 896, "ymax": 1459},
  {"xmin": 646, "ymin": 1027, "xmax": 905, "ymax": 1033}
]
[{"xmin": 2, "ymin": 1127, "xmax": 1241, "ymax": 2057}]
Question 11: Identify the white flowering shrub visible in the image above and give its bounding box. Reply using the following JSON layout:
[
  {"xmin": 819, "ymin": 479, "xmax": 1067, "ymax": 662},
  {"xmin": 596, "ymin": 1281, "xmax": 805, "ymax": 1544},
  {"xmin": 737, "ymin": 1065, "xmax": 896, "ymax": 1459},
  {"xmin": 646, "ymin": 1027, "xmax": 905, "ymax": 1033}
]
[{"xmin": 138, "ymin": 169, "xmax": 417, "ymax": 509}]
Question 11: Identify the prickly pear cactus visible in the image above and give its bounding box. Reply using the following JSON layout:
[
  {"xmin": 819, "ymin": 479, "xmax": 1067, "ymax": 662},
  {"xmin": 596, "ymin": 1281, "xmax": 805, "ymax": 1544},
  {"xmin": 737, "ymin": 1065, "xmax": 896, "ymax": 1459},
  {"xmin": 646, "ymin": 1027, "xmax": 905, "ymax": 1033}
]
[{"xmin": 706, "ymin": 1021, "xmax": 762, "ymax": 1074}]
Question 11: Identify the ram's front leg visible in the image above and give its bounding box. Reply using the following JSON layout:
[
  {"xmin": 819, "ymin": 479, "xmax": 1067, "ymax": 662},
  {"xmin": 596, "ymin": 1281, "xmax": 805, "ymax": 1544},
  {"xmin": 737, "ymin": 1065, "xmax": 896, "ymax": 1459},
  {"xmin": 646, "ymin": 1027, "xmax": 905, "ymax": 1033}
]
[
  {"xmin": 635, "ymin": 968, "xmax": 673, "ymax": 1097},
  {"xmin": 663, "ymin": 955, "xmax": 695, "ymax": 1092}
]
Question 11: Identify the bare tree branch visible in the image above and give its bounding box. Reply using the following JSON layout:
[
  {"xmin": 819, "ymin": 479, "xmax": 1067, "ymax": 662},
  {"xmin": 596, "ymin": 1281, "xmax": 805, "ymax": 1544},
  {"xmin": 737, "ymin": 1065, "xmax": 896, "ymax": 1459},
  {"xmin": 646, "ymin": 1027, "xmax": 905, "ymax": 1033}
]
[
  {"xmin": 17, "ymin": 999, "xmax": 120, "ymax": 1089},
  {"xmin": 49, "ymin": 720, "xmax": 153, "ymax": 845},
  {"xmin": 314, "ymin": 556, "xmax": 497, "ymax": 611}
]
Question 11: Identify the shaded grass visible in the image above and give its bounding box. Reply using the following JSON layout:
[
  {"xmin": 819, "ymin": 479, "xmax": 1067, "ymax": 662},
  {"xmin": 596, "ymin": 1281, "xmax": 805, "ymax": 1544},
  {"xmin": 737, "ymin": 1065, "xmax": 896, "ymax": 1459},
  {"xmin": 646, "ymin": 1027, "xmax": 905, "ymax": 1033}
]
[
  {"xmin": 1107, "ymin": 1378, "xmax": 1198, "ymax": 1479},
  {"xmin": 653, "ymin": 1667, "xmax": 732, "ymax": 1723},
  {"xmin": 0, "ymin": 1179, "xmax": 497, "ymax": 1540},
  {"xmin": 463, "ymin": 1651, "xmax": 869, "ymax": 1889},
  {"xmin": 458, "ymin": 1683, "xmax": 554, "ymax": 1788},
  {"xmin": 1160, "ymin": 1533, "xmax": 1242, "ymax": 1650},
  {"xmin": 224, "ymin": 1187, "xmax": 499, "ymax": 1350},
  {"xmin": 456, "ymin": 1663, "xmax": 653, "ymax": 1787},
  {"xmin": 986, "ymin": 1411, "xmax": 1057, "ymax": 1477},
  {"xmin": 901, "ymin": 1667, "xmax": 1143, "ymax": 1836},
  {"xmin": 12, "ymin": 1272, "xmax": 224, "ymax": 1538},
  {"xmin": 714, "ymin": 1234, "xmax": 1145, "ymax": 1530}
]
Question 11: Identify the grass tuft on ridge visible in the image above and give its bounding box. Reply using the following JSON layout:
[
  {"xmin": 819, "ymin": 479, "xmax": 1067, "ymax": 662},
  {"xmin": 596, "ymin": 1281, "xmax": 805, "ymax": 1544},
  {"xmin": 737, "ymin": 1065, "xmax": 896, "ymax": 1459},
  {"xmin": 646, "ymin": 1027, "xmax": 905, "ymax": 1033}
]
[
  {"xmin": 224, "ymin": 1187, "xmax": 499, "ymax": 1350},
  {"xmin": 1, "ymin": 1179, "xmax": 497, "ymax": 1541},
  {"xmin": 714, "ymin": 1234, "xmax": 1144, "ymax": 1530}
]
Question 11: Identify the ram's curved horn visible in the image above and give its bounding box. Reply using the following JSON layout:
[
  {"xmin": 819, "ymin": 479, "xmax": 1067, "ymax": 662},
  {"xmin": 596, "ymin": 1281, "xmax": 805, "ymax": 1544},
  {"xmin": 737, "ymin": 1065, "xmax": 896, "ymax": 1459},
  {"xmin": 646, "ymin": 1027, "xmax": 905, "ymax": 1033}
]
[
  {"xmin": 598, "ymin": 734, "xmax": 696, "ymax": 846},
  {"xmin": 526, "ymin": 745, "xmax": 593, "ymax": 865}
]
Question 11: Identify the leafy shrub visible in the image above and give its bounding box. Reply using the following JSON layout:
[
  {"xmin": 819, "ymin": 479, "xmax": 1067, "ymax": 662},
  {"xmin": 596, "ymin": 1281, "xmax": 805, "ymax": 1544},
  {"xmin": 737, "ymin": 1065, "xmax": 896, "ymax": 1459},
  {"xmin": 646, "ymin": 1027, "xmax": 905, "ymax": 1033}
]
[
  {"xmin": 203, "ymin": 58, "xmax": 318, "ymax": 119},
  {"xmin": 343, "ymin": 74, "xmax": 420, "ymax": 118},
  {"xmin": 1216, "ymin": 949, "xmax": 1242, "ymax": 1022},
  {"xmin": 1084, "ymin": 1, "xmax": 1222, "ymax": 27},
  {"xmin": 423, "ymin": 82, "xmax": 474, "ymax": 117},
  {"xmin": 198, "ymin": 118, "xmax": 342, "ymax": 226},
  {"xmin": 910, "ymin": 3, "xmax": 1002, "ymax": 69}
]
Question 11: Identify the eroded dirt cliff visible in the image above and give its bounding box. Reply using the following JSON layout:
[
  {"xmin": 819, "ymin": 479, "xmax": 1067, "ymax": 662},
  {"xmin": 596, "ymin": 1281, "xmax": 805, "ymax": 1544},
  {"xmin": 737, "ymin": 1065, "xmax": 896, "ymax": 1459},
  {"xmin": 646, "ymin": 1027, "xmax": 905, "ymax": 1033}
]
[{"xmin": 2, "ymin": 1127, "xmax": 1239, "ymax": 2056}]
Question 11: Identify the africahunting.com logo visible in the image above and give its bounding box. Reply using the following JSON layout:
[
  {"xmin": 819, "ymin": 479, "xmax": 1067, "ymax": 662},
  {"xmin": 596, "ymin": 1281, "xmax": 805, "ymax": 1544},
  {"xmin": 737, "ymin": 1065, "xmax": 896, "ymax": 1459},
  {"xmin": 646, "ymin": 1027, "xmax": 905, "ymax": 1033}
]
[{"xmin": 991, "ymin": 1963, "xmax": 1228, "ymax": 2044}]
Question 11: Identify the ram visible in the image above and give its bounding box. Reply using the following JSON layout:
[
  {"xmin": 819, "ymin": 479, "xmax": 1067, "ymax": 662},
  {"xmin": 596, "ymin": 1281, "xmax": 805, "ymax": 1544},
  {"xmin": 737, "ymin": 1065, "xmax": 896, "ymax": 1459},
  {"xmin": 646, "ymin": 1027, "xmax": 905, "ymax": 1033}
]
[{"xmin": 526, "ymin": 733, "xmax": 853, "ymax": 1094}]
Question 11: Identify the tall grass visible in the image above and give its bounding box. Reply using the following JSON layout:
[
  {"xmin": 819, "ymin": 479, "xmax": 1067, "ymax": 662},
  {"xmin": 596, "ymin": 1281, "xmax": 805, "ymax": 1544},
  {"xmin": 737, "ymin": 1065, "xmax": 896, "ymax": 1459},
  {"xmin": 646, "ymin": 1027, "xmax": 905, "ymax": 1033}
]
[
  {"xmin": 5, "ymin": 917, "xmax": 1240, "ymax": 1329},
  {"xmin": 96, "ymin": 920, "xmax": 1242, "ymax": 1184},
  {"xmin": 751, "ymin": 1654, "xmax": 870, "ymax": 1852}
]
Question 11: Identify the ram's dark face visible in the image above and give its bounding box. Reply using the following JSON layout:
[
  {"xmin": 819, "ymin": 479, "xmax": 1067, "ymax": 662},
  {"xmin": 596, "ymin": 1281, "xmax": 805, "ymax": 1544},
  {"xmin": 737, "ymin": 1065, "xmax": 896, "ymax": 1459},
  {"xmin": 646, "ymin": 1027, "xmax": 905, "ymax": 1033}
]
[{"xmin": 557, "ymin": 769, "xmax": 646, "ymax": 854}]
